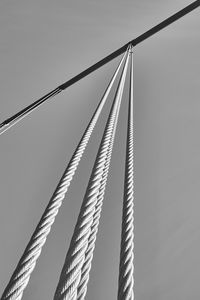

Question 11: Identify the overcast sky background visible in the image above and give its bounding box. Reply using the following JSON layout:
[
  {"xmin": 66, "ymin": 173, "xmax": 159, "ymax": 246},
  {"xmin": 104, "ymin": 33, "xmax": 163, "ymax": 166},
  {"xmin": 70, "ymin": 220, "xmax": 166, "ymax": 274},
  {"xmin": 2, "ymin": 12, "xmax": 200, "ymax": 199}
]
[{"xmin": 0, "ymin": 1, "xmax": 200, "ymax": 299}]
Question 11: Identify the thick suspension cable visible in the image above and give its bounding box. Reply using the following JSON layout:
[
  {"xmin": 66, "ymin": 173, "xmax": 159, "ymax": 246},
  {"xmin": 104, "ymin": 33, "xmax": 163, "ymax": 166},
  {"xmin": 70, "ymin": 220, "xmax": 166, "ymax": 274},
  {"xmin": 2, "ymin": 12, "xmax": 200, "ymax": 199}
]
[
  {"xmin": 118, "ymin": 48, "xmax": 134, "ymax": 300},
  {"xmin": 53, "ymin": 48, "xmax": 130, "ymax": 300},
  {"xmin": 0, "ymin": 0, "xmax": 199, "ymax": 136},
  {"xmin": 0, "ymin": 52, "xmax": 127, "ymax": 300},
  {"xmin": 76, "ymin": 54, "xmax": 127, "ymax": 300}
]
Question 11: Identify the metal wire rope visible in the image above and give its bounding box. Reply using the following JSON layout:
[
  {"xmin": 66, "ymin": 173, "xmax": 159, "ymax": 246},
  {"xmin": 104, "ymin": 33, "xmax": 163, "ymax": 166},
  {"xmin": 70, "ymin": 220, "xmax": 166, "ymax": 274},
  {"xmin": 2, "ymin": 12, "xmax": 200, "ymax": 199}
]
[
  {"xmin": 0, "ymin": 88, "xmax": 62, "ymax": 135},
  {"xmin": 0, "ymin": 52, "xmax": 127, "ymax": 300},
  {"xmin": 76, "ymin": 51, "xmax": 129, "ymax": 300},
  {"xmin": 117, "ymin": 48, "xmax": 134, "ymax": 300},
  {"xmin": 0, "ymin": 1, "xmax": 199, "ymax": 136},
  {"xmin": 53, "ymin": 47, "xmax": 130, "ymax": 300}
]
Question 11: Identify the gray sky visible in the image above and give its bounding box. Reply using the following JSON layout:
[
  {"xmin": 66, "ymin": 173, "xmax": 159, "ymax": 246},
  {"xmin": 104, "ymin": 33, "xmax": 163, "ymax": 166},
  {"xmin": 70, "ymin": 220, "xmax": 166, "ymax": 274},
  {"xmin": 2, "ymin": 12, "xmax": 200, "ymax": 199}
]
[{"xmin": 0, "ymin": 1, "xmax": 200, "ymax": 299}]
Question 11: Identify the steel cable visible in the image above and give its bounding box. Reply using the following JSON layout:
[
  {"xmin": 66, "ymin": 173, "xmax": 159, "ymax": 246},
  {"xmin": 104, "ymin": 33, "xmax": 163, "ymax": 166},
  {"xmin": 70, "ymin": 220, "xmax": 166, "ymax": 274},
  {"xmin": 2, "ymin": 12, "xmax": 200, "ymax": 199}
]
[
  {"xmin": 1, "ymin": 1, "xmax": 199, "ymax": 136},
  {"xmin": 0, "ymin": 88, "xmax": 62, "ymax": 135},
  {"xmin": 53, "ymin": 47, "xmax": 130, "ymax": 300},
  {"xmin": 0, "ymin": 52, "xmax": 127, "ymax": 300},
  {"xmin": 76, "ymin": 52, "xmax": 129, "ymax": 300},
  {"xmin": 117, "ymin": 48, "xmax": 134, "ymax": 300}
]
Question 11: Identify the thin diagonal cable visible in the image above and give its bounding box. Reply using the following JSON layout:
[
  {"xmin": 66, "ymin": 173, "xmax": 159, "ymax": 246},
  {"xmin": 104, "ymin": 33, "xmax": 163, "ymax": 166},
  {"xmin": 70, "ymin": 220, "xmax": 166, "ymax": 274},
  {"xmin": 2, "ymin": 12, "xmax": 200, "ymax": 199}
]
[
  {"xmin": 1, "ymin": 0, "xmax": 199, "ymax": 136},
  {"xmin": 0, "ymin": 87, "xmax": 62, "ymax": 135},
  {"xmin": 76, "ymin": 58, "xmax": 127, "ymax": 300},
  {"xmin": 117, "ymin": 48, "xmax": 134, "ymax": 300},
  {"xmin": 0, "ymin": 52, "xmax": 127, "ymax": 300},
  {"xmin": 53, "ymin": 47, "xmax": 130, "ymax": 300}
]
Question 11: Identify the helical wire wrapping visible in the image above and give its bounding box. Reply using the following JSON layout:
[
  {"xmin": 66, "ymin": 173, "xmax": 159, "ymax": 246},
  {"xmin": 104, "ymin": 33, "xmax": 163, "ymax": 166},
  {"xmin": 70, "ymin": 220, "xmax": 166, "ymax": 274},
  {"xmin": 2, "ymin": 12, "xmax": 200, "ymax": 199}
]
[
  {"xmin": 76, "ymin": 50, "xmax": 130, "ymax": 300},
  {"xmin": 53, "ymin": 47, "xmax": 130, "ymax": 300},
  {"xmin": 0, "ymin": 1, "xmax": 199, "ymax": 136},
  {"xmin": 0, "ymin": 53, "xmax": 127, "ymax": 300},
  {"xmin": 117, "ymin": 48, "xmax": 134, "ymax": 300}
]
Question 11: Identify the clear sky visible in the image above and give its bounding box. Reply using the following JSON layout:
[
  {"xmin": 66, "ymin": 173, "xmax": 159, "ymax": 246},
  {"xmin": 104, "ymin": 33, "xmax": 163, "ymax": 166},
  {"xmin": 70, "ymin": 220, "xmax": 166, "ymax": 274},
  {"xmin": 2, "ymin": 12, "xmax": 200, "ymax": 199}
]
[{"xmin": 0, "ymin": 1, "xmax": 200, "ymax": 299}]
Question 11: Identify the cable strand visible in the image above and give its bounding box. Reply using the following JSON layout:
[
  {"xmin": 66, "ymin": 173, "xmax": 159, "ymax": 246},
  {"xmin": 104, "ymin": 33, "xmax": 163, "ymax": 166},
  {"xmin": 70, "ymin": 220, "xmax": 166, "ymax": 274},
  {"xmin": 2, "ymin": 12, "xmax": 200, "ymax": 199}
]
[
  {"xmin": 117, "ymin": 48, "xmax": 134, "ymax": 300},
  {"xmin": 0, "ymin": 52, "xmax": 126, "ymax": 300},
  {"xmin": 1, "ymin": 0, "xmax": 199, "ymax": 136},
  {"xmin": 53, "ymin": 47, "xmax": 130, "ymax": 300}
]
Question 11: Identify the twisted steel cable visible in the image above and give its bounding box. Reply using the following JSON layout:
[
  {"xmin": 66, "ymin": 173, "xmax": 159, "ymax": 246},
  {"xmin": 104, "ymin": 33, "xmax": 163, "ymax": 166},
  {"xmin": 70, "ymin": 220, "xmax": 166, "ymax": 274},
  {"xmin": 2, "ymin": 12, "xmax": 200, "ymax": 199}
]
[
  {"xmin": 0, "ymin": 53, "xmax": 127, "ymax": 300},
  {"xmin": 53, "ymin": 48, "xmax": 130, "ymax": 300},
  {"xmin": 77, "ymin": 57, "xmax": 127, "ymax": 300},
  {"xmin": 76, "ymin": 125, "xmax": 114, "ymax": 300},
  {"xmin": 118, "ymin": 48, "xmax": 134, "ymax": 300},
  {"xmin": 1, "ymin": 1, "xmax": 199, "ymax": 136},
  {"xmin": 76, "ymin": 52, "xmax": 129, "ymax": 300}
]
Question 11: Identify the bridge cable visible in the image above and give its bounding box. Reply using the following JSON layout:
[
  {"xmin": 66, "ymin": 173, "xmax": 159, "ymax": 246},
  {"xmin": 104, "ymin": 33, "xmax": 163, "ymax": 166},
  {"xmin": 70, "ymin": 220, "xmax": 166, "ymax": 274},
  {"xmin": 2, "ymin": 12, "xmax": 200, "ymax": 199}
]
[
  {"xmin": 0, "ymin": 0, "xmax": 199, "ymax": 136},
  {"xmin": 53, "ymin": 47, "xmax": 130, "ymax": 300},
  {"xmin": 0, "ymin": 51, "xmax": 127, "ymax": 300},
  {"xmin": 76, "ymin": 49, "xmax": 131, "ymax": 300},
  {"xmin": 117, "ymin": 47, "xmax": 134, "ymax": 300}
]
